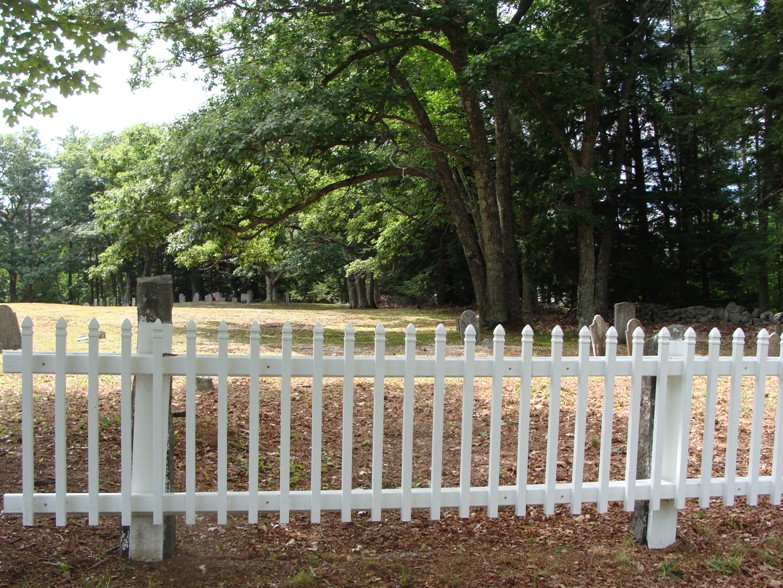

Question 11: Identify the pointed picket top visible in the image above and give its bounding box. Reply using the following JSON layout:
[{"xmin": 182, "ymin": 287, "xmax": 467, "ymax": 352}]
[
  {"xmin": 732, "ymin": 327, "xmax": 745, "ymax": 344},
  {"xmin": 218, "ymin": 320, "xmax": 229, "ymax": 334},
  {"xmin": 522, "ymin": 324, "xmax": 534, "ymax": 339},
  {"xmin": 435, "ymin": 323, "xmax": 447, "ymax": 340},
  {"xmin": 121, "ymin": 318, "xmax": 132, "ymax": 330},
  {"xmin": 21, "ymin": 316, "xmax": 32, "ymax": 329},
  {"xmin": 121, "ymin": 319, "xmax": 132, "ymax": 341},
  {"xmin": 313, "ymin": 322, "xmax": 324, "ymax": 342},
  {"xmin": 282, "ymin": 321, "xmax": 293, "ymax": 339},
  {"xmin": 578, "ymin": 325, "xmax": 591, "ymax": 339},
  {"xmin": 551, "ymin": 325, "xmax": 563, "ymax": 341},
  {"xmin": 708, "ymin": 327, "xmax": 721, "ymax": 342},
  {"xmin": 89, "ymin": 317, "xmax": 100, "ymax": 330},
  {"xmin": 606, "ymin": 326, "xmax": 618, "ymax": 343},
  {"xmin": 685, "ymin": 327, "xmax": 697, "ymax": 345},
  {"xmin": 464, "ymin": 323, "xmax": 476, "ymax": 343},
  {"xmin": 375, "ymin": 323, "xmax": 386, "ymax": 337},
  {"xmin": 56, "ymin": 317, "xmax": 67, "ymax": 330},
  {"xmin": 344, "ymin": 323, "xmax": 355, "ymax": 339},
  {"xmin": 250, "ymin": 320, "xmax": 260, "ymax": 334},
  {"xmin": 657, "ymin": 326, "xmax": 671, "ymax": 340},
  {"xmin": 405, "ymin": 323, "xmax": 416, "ymax": 337}
]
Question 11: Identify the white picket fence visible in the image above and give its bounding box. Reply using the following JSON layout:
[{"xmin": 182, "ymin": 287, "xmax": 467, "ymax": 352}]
[{"xmin": 3, "ymin": 317, "xmax": 783, "ymax": 550}]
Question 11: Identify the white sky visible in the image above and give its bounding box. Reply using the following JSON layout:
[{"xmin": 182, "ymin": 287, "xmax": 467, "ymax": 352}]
[{"xmin": 0, "ymin": 49, "xmax": 214, "ymax": 150}]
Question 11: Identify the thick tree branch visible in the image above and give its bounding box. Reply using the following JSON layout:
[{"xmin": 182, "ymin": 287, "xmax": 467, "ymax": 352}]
[{"xmin": 223, "ymin": 166, "xmax": 438, "ymax": 238}]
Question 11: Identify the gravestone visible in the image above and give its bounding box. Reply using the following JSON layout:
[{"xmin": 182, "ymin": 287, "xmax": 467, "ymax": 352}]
[
  {"xmin": 246, "ymin": 290, "xmax": 253, "ymax": 304},
  {"xmin": 231, "ymin": 295, "xmax": 238, "ymax": 303},
  {"xmin": 770, "ymin": 332, "xmax": 780, "ymax": 358},
  {"xmin": 0, "ymin": 305, "xmax": 22, "ymax": 350},
  {"xmin": 589, "ymin": 314, "xmax": 609, "ymax": 356},
  {"xmin": 93, "ymin": 298, "xmax": 99, "ymax": 307},
  {"xmin": 456, "ymin": 310, "xmax": 480, "ymax": 342},
  {"xmin": 630, "ymin": 324, "xmax": 688, "ymax": 546},
  {"xmin": 626, "ymin": 318, "xmax": 643, "ymax": 355},
  {"xmin": 212, "ymin": 292, "xmax": 222, "ymax": 302},
  {"xmin": 614, "ymin": 302, "xmax": 636, "ymax": 345},
  {"xmin": 240, "ymin": 293, "xmax": 247, "ymax": 303},
  {"xmin": 178, "ymin": 293, "xmax": 186, "ymax": 303},
  {"xmin": 204, "ymin": 293, "xmax": 213, "ymax": 303},
  {"xmin": 131, "ymin": 297, "xmax": 136, "ymax": 307},
  {"xmin": 284, "ymin": 292, "xmax": 290, "ymax": 304},
  {"xmin": 193, "ymin": 292, "xmax": 200, "ymax": 303}
]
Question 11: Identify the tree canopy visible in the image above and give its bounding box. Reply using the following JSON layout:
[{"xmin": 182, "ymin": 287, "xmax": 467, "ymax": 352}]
[{"xmin": 2, "ymin": 0, "xmax": 782, "ymax": 328}]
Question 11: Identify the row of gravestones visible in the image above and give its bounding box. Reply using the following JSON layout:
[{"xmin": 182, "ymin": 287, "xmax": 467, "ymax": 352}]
[
  {"xmin": 177, "ymin": 291, "xmax": 255, "ymax": 304},
  {"xmin": 87, "ymin": 298, "xmax": 136, "ymax": 307}
]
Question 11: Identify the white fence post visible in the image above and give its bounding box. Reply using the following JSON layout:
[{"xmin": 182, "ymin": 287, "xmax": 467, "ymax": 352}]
[
  {"xmin": 128, "ymin": 276, "xmax": 174, "ymax": 562},
  {"xmin": 645, "ymin": 326, "xmax": 694, "ymax": 549}
]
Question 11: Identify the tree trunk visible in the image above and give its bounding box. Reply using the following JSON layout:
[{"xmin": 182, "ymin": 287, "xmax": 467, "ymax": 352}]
[
  {"xmin": 365, "ymin": 273, "xmax": 377, "ymax": 308},
  {"xmin": 346, "ymin": 276, "xmax": 357, "ymax": 309},
  {"xmin": 355, "ymin": 274, "xmax": 369, "ymax": 308},
  {"xmin": 576, "ymin": 189, "xmax": 597, "ymax": 328}
]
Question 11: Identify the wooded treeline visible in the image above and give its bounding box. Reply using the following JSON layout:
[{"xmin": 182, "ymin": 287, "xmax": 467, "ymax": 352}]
[{"xmin": 0, "ymin": 1, "xmax": 781, "ymax": 327}]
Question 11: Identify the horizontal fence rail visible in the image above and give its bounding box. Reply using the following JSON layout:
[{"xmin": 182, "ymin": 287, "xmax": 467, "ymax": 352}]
[{"xmin": 4, "ymin": 318, "xmax": 783, "ymax": 537}]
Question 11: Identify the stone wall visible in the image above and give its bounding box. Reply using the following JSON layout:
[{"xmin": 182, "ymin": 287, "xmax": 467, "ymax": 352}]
[{"xmin": 637, "ymin": 302, "xmax": 775, "ymax": 327}]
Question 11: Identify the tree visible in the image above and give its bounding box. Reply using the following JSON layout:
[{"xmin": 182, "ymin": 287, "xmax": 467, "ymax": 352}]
[
  {"xmin": 0, "ymin": 128, "xmax": 52, "ymax": 301},
  {"xmin": 0, "ymin": 0, "xmax": 134, "ymax": 125}
]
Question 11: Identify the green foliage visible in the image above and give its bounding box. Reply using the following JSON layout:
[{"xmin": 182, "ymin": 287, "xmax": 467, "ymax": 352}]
[{"xmin": 0, "ymin": 0, "xmax": 134, "ymax": 125}]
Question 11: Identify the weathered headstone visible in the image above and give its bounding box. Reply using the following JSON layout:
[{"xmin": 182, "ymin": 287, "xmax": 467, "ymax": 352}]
[
  {"xmin": 212, "ymin": 292, "xmax": 222, "ymax": 302},
  {"xmin": 626, "ymin": 318, "xmax": 643, "ymax": 355},
  {"xmin": 131, "ymin": 297, "xmax": 136, "ymax": 307},
  {"xmin": 0, "ymin": 305, "xmax": 22, "ymax": 350},
  {"xmin": 93, "ymin": 298, "xmax": 99, "ymax": 307},
  {"xmin": 231, "ymin": 295, "xmax": 238, "ymax": 303},
  {"xmin": 614, "ymin": 302, "xmax": 636, "ymax": 345},
  {"xmin": 769, "ymin": 332, "xmax": 780, "ymax": 358},
  {"xmin": 204, "ymin": 293, "xmax": 213, "ymax": 303},
  {"xmin": 589, "ymin": 314, "xmax": 609, "ymax": 356},
  {"xmin": 193, "ymin": 292, "xmax": 200, "ymax": 302},
  {"xmin": 630, "ymin": 324, "xmax": 688, "ymax": 548},
  {"xmin": 284, "ymin": 292, "xmax": 290, "ymax": 304},
  {"xmin": 178, "ymin": 293, "xmax": 186, "ymax": 303},
  {"xmin": 240, "ymin": 293, "xmax": 247, "ymax": 303},
  {"xmin": 246, "ymin": 290, "xmax": 253, "ymax": 304},
  {"xmin": 456, "ymin": 310, "xmax": 480, "ymax": 342}
]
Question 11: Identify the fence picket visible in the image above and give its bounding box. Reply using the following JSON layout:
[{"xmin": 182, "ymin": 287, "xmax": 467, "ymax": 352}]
[
  {"xmin": 280, "ymin": 322, "xmax": 293, "ymax": 524},
  {"xmin": 428, "ymin": 324, "xmax": 446, "ymax": 519},
  {"xmin": 773, "ymin": 335, "xmax": 783, "ymax": 505},
  {"xmin": 311, "ymin": 323, "xmax": 324, "ymax": 523},
  {"xmin": 675, "ymin": 328, "xmax": 697, "ymax": 509},
  {"xmin": 624, "ymin": 326, "xmax": 645, "ymax": 511},
  {"xmin": 748, "ymin": 329, "xmax": 769, "ymax": 506},
  {"xmin": 571, "ymin": 326, "xmax": 591, "ymax": 515},
  {"xmin": 185, "ymin": 321, "xmax": 197, "ymax": 524},
  {"xmin": 54, "ymin": 318, "xmax": 67, "ymax": 526},
  {"xmin": 88, "ymin": 318, "xmax": 101, "ymax": 525},
  {"xmin": 699, "ymin": 328, "xmax": 721, "ymax": 508},
  {"xmin": 217, "ymin": 321, "xmax": 229, "ymax": 524},
  {"xmin": 341, "ymin": 324, "xmax": 355, "ymax": 522},
  {"xmin": 372, "ymin": 324, "xmax": 386, "ymax": 522},
  {"xmin": 516, "ymin": 325, "xmax": 534, "ymax": 516},
  {"xmin": 401, "ymin": 324, "xmax": 416, "ymax": 521},
  {"xmin": 459, "ymin": 325, "xmax": 476, "ymax": 518},
  {"xmin": 724, "ymin": 329, "xmax": 745, "ymax": 506},
  {"xmin": 20, "ymin": 317, "xmax": 34, "ymax": 526},
  {"xmin": 487, "ymin": 325, "xmax": 505, "ymax": 518},
  {"xmin": 544, "ymin": 326, "xmax": 563, "ymax": 515},
  {"xmin": 120, "ymin": 319, "xmax": 132, "ymax": 526},
  {"xmin": 248, "ymin": 322, "xmax": 261, "ymax": 523},
  {"xmin": 649, "ymin": 327, "xmax": 671, "ymax": 513},
  {"xmin": 597, "ymin": 327, "xmax": 618, "ymax": 513}
]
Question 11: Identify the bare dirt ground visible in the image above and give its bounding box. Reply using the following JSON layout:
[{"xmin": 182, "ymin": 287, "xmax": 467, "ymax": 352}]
[{"xmin": 1, "ymin": 304, "xmax": 783, "ymax": 587}]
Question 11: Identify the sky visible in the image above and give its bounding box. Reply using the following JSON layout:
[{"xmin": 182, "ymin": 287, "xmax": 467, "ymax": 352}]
[{"xmin": 0, "ymin": 49, "xmax": 214, "ymax": 150}]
